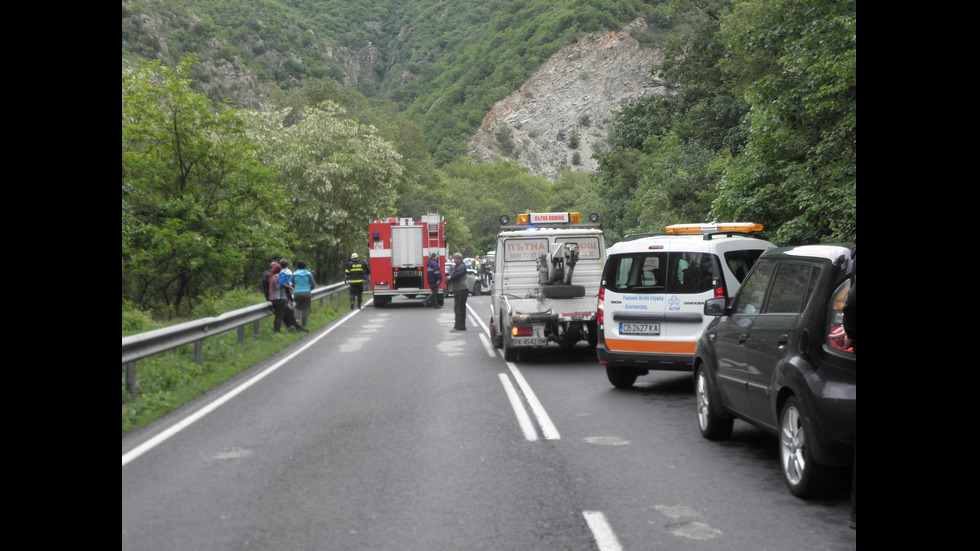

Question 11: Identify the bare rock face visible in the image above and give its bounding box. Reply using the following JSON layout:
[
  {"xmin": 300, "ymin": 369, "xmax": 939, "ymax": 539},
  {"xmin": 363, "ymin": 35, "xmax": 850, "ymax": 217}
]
[{"xmin": 467, "ymin": 19, "xmax": 671, "ymax": 181}]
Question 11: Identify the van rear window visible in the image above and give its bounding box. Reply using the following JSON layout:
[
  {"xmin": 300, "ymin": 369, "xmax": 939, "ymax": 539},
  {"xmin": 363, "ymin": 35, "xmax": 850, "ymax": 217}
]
[{"xmin": 603, "ymin": 252, "xmax": 718, "ymax": 294}]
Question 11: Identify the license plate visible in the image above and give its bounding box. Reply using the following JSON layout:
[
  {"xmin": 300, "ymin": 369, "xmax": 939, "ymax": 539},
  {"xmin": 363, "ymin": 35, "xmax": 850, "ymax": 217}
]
[
  {"xmin": 511, "ymin": 337, "xmax": 547, "ymax": 347},
  {"xmin": 619, "ymin": 322, "xmax": 660, "ymax": 335}
]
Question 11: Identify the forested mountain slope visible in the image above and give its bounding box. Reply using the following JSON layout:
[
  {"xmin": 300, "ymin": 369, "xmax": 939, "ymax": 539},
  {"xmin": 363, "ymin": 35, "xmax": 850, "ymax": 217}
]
[{"xmin": 122, "ymin": 0, "xmax": 666, "ymax": 165}]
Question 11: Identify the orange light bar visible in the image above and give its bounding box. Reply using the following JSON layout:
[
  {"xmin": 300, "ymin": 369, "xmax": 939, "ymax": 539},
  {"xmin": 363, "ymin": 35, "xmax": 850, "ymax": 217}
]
[{"xmin": 665, "ymin": 222, "xmax": 763, "ymax": 234}]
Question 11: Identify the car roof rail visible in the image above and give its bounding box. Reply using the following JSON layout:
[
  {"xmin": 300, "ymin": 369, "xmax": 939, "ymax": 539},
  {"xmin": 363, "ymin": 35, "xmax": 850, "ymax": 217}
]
[
  {"xmin": 622, "ymin": 232, "xmax": 670, "ymax": 241},
  {"xmin": 701, "ymin": 231, "xmax": 765, "ymax": 241}
]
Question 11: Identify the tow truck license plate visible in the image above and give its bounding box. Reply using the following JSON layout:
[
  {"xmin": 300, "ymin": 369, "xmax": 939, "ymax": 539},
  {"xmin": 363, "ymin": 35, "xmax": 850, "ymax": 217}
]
[
  {"xmin": 619, "ymin": 322, "xmax": 660, "ymax": 335},
  {"xmin": 511, "ymin": 337, "xmax": 547, "ymax": 347}
]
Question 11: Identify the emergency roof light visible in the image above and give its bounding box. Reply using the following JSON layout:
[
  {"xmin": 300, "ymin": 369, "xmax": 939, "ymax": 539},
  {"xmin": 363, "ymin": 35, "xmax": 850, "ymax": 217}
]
[
  {"xmin": 665, "ymin": 222, "xmax": 764, "ymax": 234},
  {"xmin": 500, "ymin": 212, "xmax": 599, "ymax": 230},
  {"xmin": 516, "ymin": 212, "xmax": 582, "ymax": 225}
]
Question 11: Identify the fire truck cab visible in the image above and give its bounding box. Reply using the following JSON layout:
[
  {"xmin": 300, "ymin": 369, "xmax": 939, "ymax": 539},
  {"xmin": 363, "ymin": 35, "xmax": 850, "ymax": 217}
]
[{"xmin": 368, "ymin": 214, "xmax": 446, "ymax": 307}]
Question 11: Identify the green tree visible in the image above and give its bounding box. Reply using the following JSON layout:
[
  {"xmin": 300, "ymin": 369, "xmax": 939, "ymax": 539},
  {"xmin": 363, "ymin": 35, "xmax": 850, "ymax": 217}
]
[
  {"xmin": 245, "ymin": 101, "xmax": 405, "ymax": 281},
  {"xmin": 712, "ymin": 0, "xmax": 856, "ymax": 244},
  {"xmin": 122, "ymin": 57, "xmax": 286, "ymax": 316}
]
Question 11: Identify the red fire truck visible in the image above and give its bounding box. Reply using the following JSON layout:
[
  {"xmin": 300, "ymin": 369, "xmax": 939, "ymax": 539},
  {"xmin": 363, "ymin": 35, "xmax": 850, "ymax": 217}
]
[{"xmin": 368, "ymin": 214, "xmax": 446, "ymax": 307}]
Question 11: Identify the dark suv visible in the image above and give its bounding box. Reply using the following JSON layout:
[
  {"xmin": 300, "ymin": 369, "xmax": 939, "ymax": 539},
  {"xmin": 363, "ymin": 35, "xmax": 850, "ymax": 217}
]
[{"xmin": 693, "ymin": 244, "xmax": 855, "ymax": 498}]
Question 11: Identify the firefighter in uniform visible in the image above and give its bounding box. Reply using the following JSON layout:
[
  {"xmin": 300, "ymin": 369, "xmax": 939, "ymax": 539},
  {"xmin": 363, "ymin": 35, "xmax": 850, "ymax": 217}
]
[{"xmin": 345, "ymin": 253, "xmax": 370, "ymax": 309}]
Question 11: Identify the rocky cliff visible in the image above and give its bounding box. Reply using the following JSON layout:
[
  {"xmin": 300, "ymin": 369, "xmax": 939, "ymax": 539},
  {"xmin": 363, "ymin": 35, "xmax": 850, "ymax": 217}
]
[{"xmin": 467, "ymin": 19, "xmax": 671, "ymax": 181}]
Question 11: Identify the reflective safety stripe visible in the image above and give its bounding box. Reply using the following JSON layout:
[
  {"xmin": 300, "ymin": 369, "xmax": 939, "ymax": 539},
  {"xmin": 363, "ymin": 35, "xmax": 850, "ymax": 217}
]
[
  {"xmin": 347, "ymin": 263, "xmax": 366, "ymax": 283},
  {"xmin": 603, "ymin": 338, "xmax": 696, "ymax": 355}
]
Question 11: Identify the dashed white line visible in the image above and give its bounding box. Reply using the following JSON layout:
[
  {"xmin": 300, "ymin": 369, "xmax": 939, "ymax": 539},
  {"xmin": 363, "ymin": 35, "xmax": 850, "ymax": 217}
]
[
  {"xmin": 504, "ymin": 361, "xmax": 560, "ymax": 440},
  {"xmin": 467, "ymin": 303, "xmax": 561, "ymax": 440},
  {"xmin": 583, "ymin": 511, "xmax": 624, "ymax": 551},
  {"xmin": 498, "ymin": 373, "xmax": 538, "ymax": 441}
]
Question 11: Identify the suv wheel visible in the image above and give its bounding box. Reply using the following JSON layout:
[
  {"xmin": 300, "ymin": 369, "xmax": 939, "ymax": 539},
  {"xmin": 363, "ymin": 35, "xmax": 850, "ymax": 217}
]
[
  {"xmin": 780, "ymin": 396, "xmax": 834, "ymax": 498},
  {"xmin": 695, "ymin": 365, "xmax": 733, "ymax": 440},
  {"xmin": 606, "ymin": 365, "xmax": 637, "ymax": 389}
]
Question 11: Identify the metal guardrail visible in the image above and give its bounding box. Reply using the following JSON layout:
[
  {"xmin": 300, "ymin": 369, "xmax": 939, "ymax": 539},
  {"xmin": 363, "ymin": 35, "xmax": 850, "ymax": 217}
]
[{"xmin": 122, "ymin": 282, "xmax": 349, "ymax": 395}]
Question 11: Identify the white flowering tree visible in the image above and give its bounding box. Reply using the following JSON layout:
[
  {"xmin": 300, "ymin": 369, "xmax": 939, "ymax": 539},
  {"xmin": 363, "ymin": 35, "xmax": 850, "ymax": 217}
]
[{"xmin": 246, "ymin": 102, "xmax": 404, "ymax": 280}]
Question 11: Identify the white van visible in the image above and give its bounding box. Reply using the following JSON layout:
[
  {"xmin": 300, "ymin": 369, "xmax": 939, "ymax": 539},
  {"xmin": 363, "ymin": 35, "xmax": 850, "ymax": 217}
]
[{"xmin": 597, "ymin": 222, "xmax": 774, "ymax": 388}]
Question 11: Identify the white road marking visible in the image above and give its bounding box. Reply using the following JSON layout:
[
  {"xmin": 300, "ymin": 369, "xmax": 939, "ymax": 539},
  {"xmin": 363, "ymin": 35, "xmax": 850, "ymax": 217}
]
[
  {"xmin": 584, "ymin": 436, "xmax": 630, "ymax": 446},
  {"xmin": 583, "ymin": 511, "xmax": 624, "ymax": 551},
  {"xmin": 339, "ymin": 336, "xmax": 369, "ymax": 352},
  {"xmin": 498, "ymin": 374, "xmax": 538, "ymax": 441},
  {"xmin": 466, "ymin": 303, "xmax": 561, "ymax": 441},
  {"xmin": 505, "ymin": 361, "xmax": 560, "ymax": 440},
  {"xmin": 478, "ymin": 333, "xmax": 495, "ymax": 356}
]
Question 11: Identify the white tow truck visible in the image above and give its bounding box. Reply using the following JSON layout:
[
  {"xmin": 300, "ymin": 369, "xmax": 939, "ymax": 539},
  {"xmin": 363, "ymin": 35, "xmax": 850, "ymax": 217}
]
[{"xmin": 488, "ymin": 212, "xmax": 605, "ymax": 362}]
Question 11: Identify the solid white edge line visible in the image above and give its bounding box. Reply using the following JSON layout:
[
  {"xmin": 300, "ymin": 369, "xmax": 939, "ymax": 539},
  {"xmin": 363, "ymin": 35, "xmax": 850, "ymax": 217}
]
[
  {"xmin": 466, "ymin": 302, "xmax": 561, "ymax": 441},
  {"xmin": 478, "ymin": 333, "xmax": 495, "ymax": 357},
  {"xmin": 122, "ymin": 304, "xmax": 368, "ymax": 467},
  {"xmin": 583, "ymin": 511, "xmax": 624, "ymax": 551},
  {"xmin": 506, "ymin": 361, "xmax": 561, "ymax": 440},
  {"xmin": 498, "ymin": 373, "xmax": 538, "ymax": 441}
]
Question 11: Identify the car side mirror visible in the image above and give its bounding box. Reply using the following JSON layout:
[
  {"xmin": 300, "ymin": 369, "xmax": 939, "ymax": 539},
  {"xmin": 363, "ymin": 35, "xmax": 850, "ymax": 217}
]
[{"xmin": 704, "ymin": 297, "xmax": 728, "ymax": 317}]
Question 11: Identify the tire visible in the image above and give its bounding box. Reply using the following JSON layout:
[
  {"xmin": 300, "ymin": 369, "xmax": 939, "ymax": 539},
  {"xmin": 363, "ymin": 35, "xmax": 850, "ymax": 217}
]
[
  {"xmin": 587, "ymin": 321, "xmax": 598, "ymax": 349},
  {"xmin": 779, "ymin": 396, "xmax": 835, "ymax": 498},
  {"xmin": 540, "ymin": 284, "xmax": 586, "ymax": 298},
  {"xmin": 695, "ymin": 365, "xmax": 733, "ymax": 440},
  {"xmin": 437, "ymin": 294, "xmax": 445, "ymax": 307},
  {"xmin": 606, "ymin": 365, "xmax": 637, "ymax": 389},
  {"xmin": 373, "ymin": 296, "xmax": 391, "ymax": 308},
  {"xmin": 503, "ymin": 330, "xmax": 518, "ymax": 362},
  {"xmin": 490, "ymin": 317, "xmax": 503, "ymax": 349}
]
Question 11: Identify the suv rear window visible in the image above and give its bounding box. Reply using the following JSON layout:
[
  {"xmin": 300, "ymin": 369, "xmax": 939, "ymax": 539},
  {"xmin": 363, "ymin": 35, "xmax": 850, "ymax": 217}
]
[
  {"xmin": 724, "ymin": 249, "xmax": 765, "ymax": 283},
  {"xmin": 603, "ymin": 252, "xmax": 719, "ymax": 294},
  {"xmin": 734, "ymin": 259, "xmax": 821, "ymax": 314}
]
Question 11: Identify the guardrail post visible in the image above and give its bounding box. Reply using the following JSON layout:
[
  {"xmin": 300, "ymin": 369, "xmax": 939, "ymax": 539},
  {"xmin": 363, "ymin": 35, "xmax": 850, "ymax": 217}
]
[
  {"xmin": 125, "ymin": 361, "xmax": 136, "ymax": 396},
  {"xmin": 194, "ymin": 339, "xmax": 203, "ymax": 364},
  {"xmin": 237, "ymin": 325, "xmax": 245, "ymax": 345},
  {"xmin": 252, "ymin": 319, "xmax": 261, "ymax": 335}
]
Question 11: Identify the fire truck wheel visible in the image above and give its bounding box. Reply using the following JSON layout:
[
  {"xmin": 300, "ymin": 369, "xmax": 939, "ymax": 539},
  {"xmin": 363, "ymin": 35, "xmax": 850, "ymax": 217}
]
[
  {"xmin": 540, "ymin": 284, "xmax": 585, "ymax": 298},
  {"xmin": 374, "ymin": 296, "xmax": 391, "ymax": 307}
]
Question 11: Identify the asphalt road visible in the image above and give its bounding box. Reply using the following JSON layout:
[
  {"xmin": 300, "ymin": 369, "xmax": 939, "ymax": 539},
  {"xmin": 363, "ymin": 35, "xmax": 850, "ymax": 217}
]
[{"xmin": 122, "ymin": 295, "xmax": 856, "ymax": 550}]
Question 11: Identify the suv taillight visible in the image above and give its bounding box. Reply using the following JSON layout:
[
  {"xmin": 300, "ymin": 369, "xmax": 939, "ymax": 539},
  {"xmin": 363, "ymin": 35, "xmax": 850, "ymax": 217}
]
[{"xmin": 597, "ymin": 286, "xmax": 605, "ymax": 325}]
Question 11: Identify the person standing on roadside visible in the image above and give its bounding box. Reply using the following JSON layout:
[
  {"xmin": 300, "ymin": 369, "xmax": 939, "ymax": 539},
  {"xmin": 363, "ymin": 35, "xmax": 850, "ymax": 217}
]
[
  {"xmin": 447, "ymin": 252, "xmax": 469, "ymax": 331},
  {"xmin": 423, "ymin": 252, "xmax": 442, "ymax": 308},
  {"xmin": 293, "ymin": 260, "xmax": 317, "ymax": 327},
  {"xmin": 345, "ymin": 253, "xmax": 370, "ymax": 310},
  {"xmin": 261, "ymin": 261, "xmax": 276, "ymax": 301},
  {"xmin": 269, "ymin": 263, "xmax": 308, "ymax": 333}
]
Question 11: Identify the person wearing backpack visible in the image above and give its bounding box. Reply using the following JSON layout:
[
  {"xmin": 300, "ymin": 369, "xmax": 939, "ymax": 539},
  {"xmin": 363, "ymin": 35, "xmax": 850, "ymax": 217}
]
[{"xmin": 293, "ymin": 260, "xmax": 317, "ymax": 327}]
